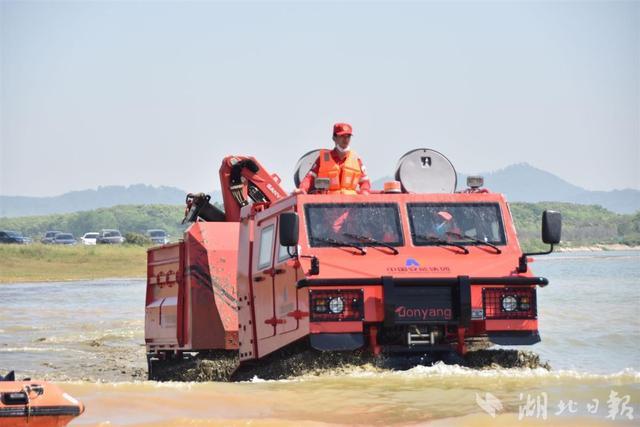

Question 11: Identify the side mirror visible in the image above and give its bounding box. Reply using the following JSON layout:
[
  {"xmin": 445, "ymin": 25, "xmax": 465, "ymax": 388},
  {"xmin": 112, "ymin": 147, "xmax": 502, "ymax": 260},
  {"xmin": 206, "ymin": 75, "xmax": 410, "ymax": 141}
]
[
  {"xmin": 517, "ymin": 210, "xmax": 562, "ymax": 273},
  {"xmin": 542, "ymin": 210, "xmax": 562, "ymax": 244},
  {"xmin": 279, "ymin": 212, "xmax": 299, "ymax": 247}
]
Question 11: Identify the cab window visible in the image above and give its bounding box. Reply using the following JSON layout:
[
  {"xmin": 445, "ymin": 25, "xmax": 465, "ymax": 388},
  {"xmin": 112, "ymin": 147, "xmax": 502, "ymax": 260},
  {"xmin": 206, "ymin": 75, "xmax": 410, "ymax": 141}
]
[
  {"xmin": 305, "ymin": 203, "xmax": 403, "ymax": 247},
  {"xmin": 277, "ymin": 242, "xmax": 293, "ymax": 262},
  {"xmin": 257, "ymin": 225, "xmax": 275, "ymax": 269},
  {"xmin": 408, "ymin": 203, "xmax": 506, "ymax": 246}
]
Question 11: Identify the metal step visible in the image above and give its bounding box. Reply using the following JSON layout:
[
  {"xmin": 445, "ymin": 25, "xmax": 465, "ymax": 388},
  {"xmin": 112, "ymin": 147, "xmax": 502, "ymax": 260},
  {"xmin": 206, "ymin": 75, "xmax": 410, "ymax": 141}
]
[{"xmin": 407, "ymin": 331, "xmax": 436, "ymax": 346}]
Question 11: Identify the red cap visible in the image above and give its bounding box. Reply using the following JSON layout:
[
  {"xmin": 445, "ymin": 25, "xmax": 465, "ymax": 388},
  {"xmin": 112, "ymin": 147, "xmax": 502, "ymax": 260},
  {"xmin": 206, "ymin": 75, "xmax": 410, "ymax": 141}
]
[
  {"xmin": 333, "ymin": 123, "xmax": 353, "ymax": 136},
  {"xmin": 437, "ymin": 211, "xmax": 453, "ymax": 222}
]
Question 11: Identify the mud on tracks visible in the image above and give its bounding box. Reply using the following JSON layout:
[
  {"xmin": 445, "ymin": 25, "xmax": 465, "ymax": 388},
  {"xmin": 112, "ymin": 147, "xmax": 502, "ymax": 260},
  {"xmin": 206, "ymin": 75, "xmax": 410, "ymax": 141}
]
[{"xmin": 150, "ymin": 344, "xmax": 550, "ymax": 382}]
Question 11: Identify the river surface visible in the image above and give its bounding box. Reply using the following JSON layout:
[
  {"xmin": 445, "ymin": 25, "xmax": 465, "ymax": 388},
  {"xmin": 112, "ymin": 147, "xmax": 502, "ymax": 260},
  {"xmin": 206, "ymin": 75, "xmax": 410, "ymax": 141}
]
[{"xmin": 0, "ymin": 251, "xmax": 638, "ymax": 425}]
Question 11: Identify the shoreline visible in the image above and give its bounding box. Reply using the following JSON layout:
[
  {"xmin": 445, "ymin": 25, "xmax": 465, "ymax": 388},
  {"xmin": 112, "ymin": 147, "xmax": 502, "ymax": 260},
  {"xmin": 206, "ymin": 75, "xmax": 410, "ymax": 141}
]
[
  {"xmin": 0, "ymin": 276, "xmax": 145, "ymax": 285},
  {"xmin": 0, "ymin": 244, "xmax": 147, "ymax": 284},
  {"xmin": 554, "ymin": 244, "xmax": 640, "ymax": 252},
  {"xmin": 1, "ymin": 245, "xmax": 638, "ymax": 284}
]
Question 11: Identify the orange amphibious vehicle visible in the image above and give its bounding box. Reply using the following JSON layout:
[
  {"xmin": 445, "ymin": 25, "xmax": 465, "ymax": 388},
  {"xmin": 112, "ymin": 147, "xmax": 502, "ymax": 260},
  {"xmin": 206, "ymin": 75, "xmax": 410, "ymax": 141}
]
[
  {"xmin": 144, "ymin": 149, "xmax": 562, "ymax": 377},
  {"xmin": 0, "ymin": 371, "xmax": 84, "ymax": 427}
]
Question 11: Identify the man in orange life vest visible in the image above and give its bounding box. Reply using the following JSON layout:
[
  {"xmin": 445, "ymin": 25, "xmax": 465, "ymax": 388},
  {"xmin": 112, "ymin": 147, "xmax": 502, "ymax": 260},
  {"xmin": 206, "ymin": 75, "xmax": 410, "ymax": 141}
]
[{"xmin": 298, "ymin": 123, "xmax": 371, "ymax": 195}]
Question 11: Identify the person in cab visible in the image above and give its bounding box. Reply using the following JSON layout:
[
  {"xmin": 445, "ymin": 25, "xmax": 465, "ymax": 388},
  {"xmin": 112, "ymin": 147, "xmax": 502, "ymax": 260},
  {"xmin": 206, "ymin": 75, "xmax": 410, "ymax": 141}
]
[{"xmin": 433, "ymin": 211, "xmax": 461, "ymax": 239}]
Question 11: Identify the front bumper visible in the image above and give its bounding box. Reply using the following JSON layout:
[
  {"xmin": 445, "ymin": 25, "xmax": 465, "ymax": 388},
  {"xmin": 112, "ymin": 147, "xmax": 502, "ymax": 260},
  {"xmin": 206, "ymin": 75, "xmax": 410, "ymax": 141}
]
[{"xmin": 299, "ymin": 275, "xmax": 548, "ymax": 351}]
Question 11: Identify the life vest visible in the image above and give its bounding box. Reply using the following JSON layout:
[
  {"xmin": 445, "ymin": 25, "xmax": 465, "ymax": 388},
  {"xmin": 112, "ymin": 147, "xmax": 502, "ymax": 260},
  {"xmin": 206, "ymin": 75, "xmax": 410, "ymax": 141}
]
[{"xmin": 317, "ymin": 149, "xmax": 362, "ymax": 195}]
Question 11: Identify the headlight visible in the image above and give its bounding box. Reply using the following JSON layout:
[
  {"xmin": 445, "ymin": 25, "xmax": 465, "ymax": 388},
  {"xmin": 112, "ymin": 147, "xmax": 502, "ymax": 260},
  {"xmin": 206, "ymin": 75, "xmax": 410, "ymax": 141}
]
[
  {"xmin": 328, "ymin": 297, "xmax": 344, "ymax": 314},
  {"xmin": 502, "ymin": 295, "xmax": 518, "ymax": 312},
  {"xmin": 309, "ymin": 290, "xmax": 364, "ymax": 321}
]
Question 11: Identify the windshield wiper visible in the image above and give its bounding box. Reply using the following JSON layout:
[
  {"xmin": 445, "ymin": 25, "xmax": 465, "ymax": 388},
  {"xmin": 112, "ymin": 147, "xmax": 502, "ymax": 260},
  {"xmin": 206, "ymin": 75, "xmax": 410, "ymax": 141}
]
[
  {"xmin": 445, "ymin": 231, "xmax": 502, "ymax": 254},
  {"xmin": 342, "ymin": 233, "xmax": 399, "ymax": 255},
  {"xmin": 311, "ymin": 236, "xmax": 367, "ymax": 255},
  {"xmin": 412, "ymin": 234, "xmax": 469, "ymax": 254}
]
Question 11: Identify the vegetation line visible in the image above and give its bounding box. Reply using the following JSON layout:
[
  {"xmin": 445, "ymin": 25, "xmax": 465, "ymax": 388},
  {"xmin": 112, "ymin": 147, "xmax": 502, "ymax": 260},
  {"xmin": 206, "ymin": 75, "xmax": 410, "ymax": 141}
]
[{"xmin": 0, "ymin": 202, "xmax": 638, "ymax": 283}]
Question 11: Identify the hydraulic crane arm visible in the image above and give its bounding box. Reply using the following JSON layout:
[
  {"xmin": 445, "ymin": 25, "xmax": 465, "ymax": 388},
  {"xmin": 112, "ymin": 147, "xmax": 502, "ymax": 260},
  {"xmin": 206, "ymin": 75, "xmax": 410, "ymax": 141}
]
[
  {"xmin": 220, "ymin": 156, "xmax": 288, "ymax": 221},
  {"xmin": 183, "ymin": 156, "xmax": 288, "ymax": 223}
]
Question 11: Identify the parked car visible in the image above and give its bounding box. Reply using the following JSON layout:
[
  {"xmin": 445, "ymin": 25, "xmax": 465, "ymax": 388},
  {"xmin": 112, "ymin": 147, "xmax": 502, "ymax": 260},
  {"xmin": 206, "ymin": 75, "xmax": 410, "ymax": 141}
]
[
  {"xmin": 80, "ymin": 232, "xmax": 99, "ymax": 245},
  {"xmin": 146, "ymin": 229, "xmax": 169, "ymax": 245},
  {"xmin": 41, "ymin": 231, "xmax": 62, "ymax": 244},
  {"xmin": 0, "ymin": 230, "xmax": 31, "ymax": 244},
  {"xmin": 52, "ymin": 233, "xmax": 77, "ymax": 245},
  {"xmin": 97, "ymin": 229, "xmax": 125, "ymax": 244}
]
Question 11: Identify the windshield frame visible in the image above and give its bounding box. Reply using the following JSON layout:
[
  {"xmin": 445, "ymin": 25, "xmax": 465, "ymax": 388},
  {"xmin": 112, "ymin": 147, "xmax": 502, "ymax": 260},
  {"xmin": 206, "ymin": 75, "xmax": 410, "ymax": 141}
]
[
  {"xmin": 304, "ymin": 202, "xmax": 404, "ymax": 248},
  {"xmin": 407, "ymin": 202, "xmax": 507, "ymax": 247}
]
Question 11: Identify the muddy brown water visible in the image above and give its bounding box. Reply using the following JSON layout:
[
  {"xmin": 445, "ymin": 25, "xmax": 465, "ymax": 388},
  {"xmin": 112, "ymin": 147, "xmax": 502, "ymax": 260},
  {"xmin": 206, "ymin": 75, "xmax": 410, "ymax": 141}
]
[{"xmin": 0, "ymin": 251, "xmax": 638, "ymax": 425}]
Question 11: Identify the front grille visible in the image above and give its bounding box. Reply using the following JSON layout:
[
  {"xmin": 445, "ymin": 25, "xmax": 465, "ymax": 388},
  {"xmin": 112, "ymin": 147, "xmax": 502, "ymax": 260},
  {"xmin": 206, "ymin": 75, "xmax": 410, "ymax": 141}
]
[{"xmin": 388, "ymin": 285, "xmax": 455, "ymax": 324}]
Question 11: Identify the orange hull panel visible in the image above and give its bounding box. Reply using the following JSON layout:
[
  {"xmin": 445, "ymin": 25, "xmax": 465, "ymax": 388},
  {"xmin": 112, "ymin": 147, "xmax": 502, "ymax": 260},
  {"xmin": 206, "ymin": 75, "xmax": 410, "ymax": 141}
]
[{"xmin": 0, "ymin": 381, "xmax": 84, "ymax": 427}]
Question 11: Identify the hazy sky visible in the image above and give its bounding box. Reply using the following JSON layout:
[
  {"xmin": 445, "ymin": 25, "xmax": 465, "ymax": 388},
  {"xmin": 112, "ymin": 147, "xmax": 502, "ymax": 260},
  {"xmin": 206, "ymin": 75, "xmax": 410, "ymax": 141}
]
[{"xmin": 1, "ymin": 1, "xmax": 638, "ymax": 197}]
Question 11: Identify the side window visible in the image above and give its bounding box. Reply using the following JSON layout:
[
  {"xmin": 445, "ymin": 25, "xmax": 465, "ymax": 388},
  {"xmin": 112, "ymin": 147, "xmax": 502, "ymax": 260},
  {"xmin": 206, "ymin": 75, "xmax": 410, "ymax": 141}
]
[
  {"xmin": 277, "ymin": 241, "xmax": 293, "ymax": 262},
  {"xmin": 257, "ymin": 225, "xmax": 275, "ymax": 270}
]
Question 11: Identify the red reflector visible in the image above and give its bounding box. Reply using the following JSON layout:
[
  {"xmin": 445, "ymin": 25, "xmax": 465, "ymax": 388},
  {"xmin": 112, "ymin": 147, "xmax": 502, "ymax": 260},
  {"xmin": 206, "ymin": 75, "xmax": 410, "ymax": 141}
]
[
  {"xmin": 309, "ymin": 290, "xmax": 364, "ymax": 322},
  {"xmin": 483, "ymin": 287, "xmax": 537, "ymax": 319}
]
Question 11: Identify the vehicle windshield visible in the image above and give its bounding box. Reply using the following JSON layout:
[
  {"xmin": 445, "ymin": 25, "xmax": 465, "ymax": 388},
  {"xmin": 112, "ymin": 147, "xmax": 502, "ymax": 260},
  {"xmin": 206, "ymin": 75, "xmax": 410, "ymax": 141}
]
[
  {"xmin": 149, "ymin": 231, "xmax": 166, "ymax": 237},
  {"xmin": 408, "ymin": 203, "xmax": 506, "ymax": 246},
  {"xmin": 85, "ymin": 233, "xmax": 98, "ymax": 238},
  {"xmin": 56, "ymin": 234, "xmax": 73, "ymax": 239},
  {"xmin": 105, "ymin": 231, "xmax": 121, "ymax": 237},
  {"xmin": 6, "ymin": 231, "xmax": 20, "ymax": 237},
  {"xmin": 305, "ymin": 203, "xmax": 403, "ymax": 247}
]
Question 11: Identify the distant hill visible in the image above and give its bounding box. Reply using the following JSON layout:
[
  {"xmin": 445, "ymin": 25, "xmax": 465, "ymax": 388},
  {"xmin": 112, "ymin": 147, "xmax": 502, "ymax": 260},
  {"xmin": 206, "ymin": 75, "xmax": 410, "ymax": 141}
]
[
  {"xmin": 0, "ymin": 184, "xmax": 188, "ymax": 218},
  {"xmin": 461, "ymin": 163, "xmax": 640, "ymax": 214},
  {"xmin": 372, "ymin": 163, "xmax": 640, "ymax": 214},
  {"xmin": 1, "ymin": 164, "xmax": 638, "ymax": 217}
]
